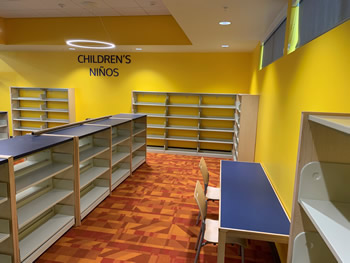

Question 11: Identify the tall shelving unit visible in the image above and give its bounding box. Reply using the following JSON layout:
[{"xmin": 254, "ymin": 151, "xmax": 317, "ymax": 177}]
[
  {"xmin": 86, "ymin": 118, "xmax": 132, "ymax": 191},
  {"xmin": 132, "ymin": 91, "xmax": 259, "ymax": 161},
  {"xmin": 111, "ymin": 114, "xmax": 147, "ymax": 171},
  {"xmin": 46, "ymin": 124, "xmax": 111, "ymax": 221},
  {"xmin": 10, "ymin": 87, "xmax": 75, "ymax": 137},
  {"xmin": 0, "ymin": 112, "xmax": 9, "ymax": 140},
  {"xmin": 0, "ymin": 156, "xmax": 19, "ymax": 263},
  {"xmin": 287, "ymin": 112, "xmax": 350, "ymax": 263},
  {"xmin": 0, "ymin": 135, "xmax": 76, "ymax": 263}
]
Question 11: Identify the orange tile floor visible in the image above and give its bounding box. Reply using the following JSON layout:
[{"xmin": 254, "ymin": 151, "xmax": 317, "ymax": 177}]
[{"xmin": 37, "ymin": 153, "xmax": 277, "ymax": 263}]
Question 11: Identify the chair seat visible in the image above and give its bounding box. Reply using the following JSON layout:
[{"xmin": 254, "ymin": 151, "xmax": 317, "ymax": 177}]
[
  {"xmin": 204, "ymin": 219, "xmax": 247, "ymax": 247},
  {"xmin": 206, "ymin": 186, "xmax": 220, "ymax": 201}
]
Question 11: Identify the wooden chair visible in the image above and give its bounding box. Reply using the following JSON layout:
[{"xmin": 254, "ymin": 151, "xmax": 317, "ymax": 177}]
[
  {"xmin": 194, "ymin": 180, "xmax": 246, "ymax": 263},
  {"xmin": 196, "ymin": 157, "xmax": 220, "ymax": 225}
]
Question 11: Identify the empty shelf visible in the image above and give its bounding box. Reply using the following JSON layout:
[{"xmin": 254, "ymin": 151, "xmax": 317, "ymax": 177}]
[
  {"xmin": 199, "ymin": 116, "xmax": 235, "ymax": 121},
  {"xmin": 199, "ymin": 127, "xmax": 234, "ymax": 133},
  {"xmin": 17, "ymin": 189, "xmax": 73, "ymax": 229},
  {"xmin": 133, "ymin": 102, "xmax": 166, "ymax": 106},
  {"xmin": 300, "ymin": 199, "xmax": 350, "ymax": 262},
  {"xmin": 133, "ymin": 128, "xmax": 146, "ymax": 135},
  {"xmin": 19, "ymin": 213, "xmax": 74, "ymax": 262},
  {"xmin": 79, "ymin": 146, "xmax": 109, "ymax": 162},
  {"xmin": 147, "ymin": 124, "xmax": 165, "ymax": 129},
  {"xmin": 0, "ymin": 233, "xmax": 10, "ymax": 243},
  {"xmin": 0, "ymin": 196, "xmax": 8, "ymax": 205},
  {"xmin": 112, "ymin": 168, "xmax": 130, "ymax": 189},
  {"xmin": 137, "ymin": 113, "xmax": 165, "ymax": 118},
  {"xmin": 80, "ymin": 186, "xmax": 109, "ymax": 216},
  {"xmin": 167, "ymin": 103, "xmax": 199, "ymax": 108},
  {"xmin": 199, "ymin": 138, "xmax": 233, "ymax": 144},
  {"xmin": 199, "ymin": 104, "xmax": 236, "ymax": 109},
  {"xmin": 166, "ymin": 136, "xmax": 198, "ymax": 142},
  {"xmin": 166, "ymin": 125, "xmax": 198, "ymax": 131},
  {"xmin": 132, "ymin": 142, "xmax": 145, "ymax": 152},
  {"xmin": 12, "ymin": 107, "xmax": 68, "ymax": 113},
  {"xmin": 16, "ymin": 163, "xmax": 72, "ymax": 193},
  {"xmin": 309, "ymin": 115, "xmax": 350, "ymax": 134},
  {"xmin": 13, "ymin": 127, "xmax": 41, "ymax": 132},
  {"xmin": 112, "ymin": 152, "xmax": 130, "ymax": 165},
  {"xmin": 147, "ymin": 135, "xmax": 165, "ymax": 140},
  {"xmin": 13, "ymin": 117, "xmax": 69, "ymax": 123},
  {"xmin": 167, "ymin": 114, "xmax": 199, "ymax": 119},
  {"xmin": 80, "ymin": 166, "xmax": 109, "ymax": 189},
  {"xmin": 132, "ymin": 156, "xmax": 145, "ymax": 171},
  {"xmin": 112, "ymin": 135, "xmax": 129, "ymax": 146},
  {"xmin": 292, "ymin": 232, "xmax": 337, "ymax": 263}
]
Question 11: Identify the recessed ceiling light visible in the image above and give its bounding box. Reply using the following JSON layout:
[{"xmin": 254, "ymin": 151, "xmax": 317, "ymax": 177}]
[
  {"xmin": 136, "ymin": 48, "xmax": 143, "ymax": 51},
  {"xmin": 219, "ymin": 21, "xmax": 231, "ymax": 25},
  {"xmin": 221, "ymin": 45, "xmax": 229, "ymax": 48},
  {"xmin": 66, "ymin": 39, "xmax": 116, "ymax": 49}
]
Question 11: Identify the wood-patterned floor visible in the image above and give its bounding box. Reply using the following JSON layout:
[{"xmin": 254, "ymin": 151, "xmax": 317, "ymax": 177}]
[{"xmin": 37, "ymin": 153, "xmax": 276, "ymax": 263}]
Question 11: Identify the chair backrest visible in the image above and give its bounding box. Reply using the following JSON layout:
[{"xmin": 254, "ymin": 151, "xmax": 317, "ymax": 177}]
[
  {"xmin": 199, "ymin": 157, "xmax": 209, "ymax": 186},
  {"xmin": 194, "ymin": 180, "xmax": 207, "ymax": 222}
]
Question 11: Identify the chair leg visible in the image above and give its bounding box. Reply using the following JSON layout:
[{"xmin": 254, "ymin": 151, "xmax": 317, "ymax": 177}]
[
  {"xmin": 195, "ymin": 224, "xmax": 203, "ymax": 251},
  {"xmin": 240, "ymin": 246, "xmax": 244, "ymax": 263},
  {"xmin": 196, "ymin": 212, "xmax": 200, "ymax": 225},
  {"xmin": 194, "ymin": 228, "xmax": 205, "ymax": 263}
]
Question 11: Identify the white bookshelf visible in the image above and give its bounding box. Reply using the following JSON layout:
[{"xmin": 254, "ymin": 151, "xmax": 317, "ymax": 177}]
[
  {"xmin": 0, "ymin": 112, "xmax": 9, "ymax": 140},
  {"xmin": 132, "ymin": 91, "xmax": 259, "ymax": 161},
  {"xmin": 0, "ymin": 157, "xmax": 18, "ymax": 262},
  {"xmin": 288, "ymin": 113, "xmax": 350, "ymax": 263},
  {"xmin": 0, "ymin": 135, "xmax": 76, "ymax": 263},
  {"xmin": 10, "ymin": 87, "xmax": 75, "ymax": 137},
  {"xmin": 111, "ymin": 114, "xmax": 146, "ymax": 172}
]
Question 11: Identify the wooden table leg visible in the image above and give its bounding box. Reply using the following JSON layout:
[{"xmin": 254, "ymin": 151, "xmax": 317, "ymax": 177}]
[{"xmin": 217, "ymin": 229, "xmax": 226, "ymax": 263}]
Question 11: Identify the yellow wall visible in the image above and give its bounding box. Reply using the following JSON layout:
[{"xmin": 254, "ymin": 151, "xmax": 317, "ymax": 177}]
[
  {"xmin": 0, "ymin": 52, "xmax": 252, "ymax": 134},
  {"xmin": 250, "ymin": 20, "xmax": 350, "ymax": 216}
]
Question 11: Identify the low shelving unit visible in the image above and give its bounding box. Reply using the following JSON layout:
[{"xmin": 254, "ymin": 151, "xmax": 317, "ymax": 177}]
[
  {"xmin": 86, "ymin": 118, "xmax": 132, "ymax": 191},
  {"xmin": 111, "ymin": 114, "xmax": 147, "ymax": 172},
  {"xmin": 10, "ymin": 87, "xmax": 75, "ymax": 136},
  {"xmin": 0, "ymin": 112, "xmax": 9, "ymax": 140},
  {"xmin": 288, "ymin": 113, "xmax": 350, "ymax": 263},
  {"xmin": 0, "ymin": 135, "xmax": 76, "ymax": 263},
  {"xmin": 46, "ymin": 124, "xmax": 111, "ymax": 221},
  {"xmin": 0, "ymin": 156, "xmax": 18, "ymax": 263},
  {"xmin": 132, "ymin": 91, "xmax": 259, "ymax": 161}
]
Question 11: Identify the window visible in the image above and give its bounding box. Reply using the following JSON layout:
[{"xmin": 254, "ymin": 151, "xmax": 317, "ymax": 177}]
[
  {"xmin": 298, "ymin": 0, "xmax": 350, "ymax": 47},
  {"xmin": 261, "ymin": 18, "xmax": 287, "ymax": 69}
]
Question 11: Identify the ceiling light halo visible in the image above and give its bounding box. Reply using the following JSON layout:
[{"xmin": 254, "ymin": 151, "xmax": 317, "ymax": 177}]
[
  {"xmin": 221, "ymin": 44, "xmax": 229, "ymax": 48},
  {"xmin": 66, "ymin": 39, "xmax": 116, "ymax": 49},
  {"xmin": 219, "ymin": 21, "xmax": 231, "ymax": 25}
]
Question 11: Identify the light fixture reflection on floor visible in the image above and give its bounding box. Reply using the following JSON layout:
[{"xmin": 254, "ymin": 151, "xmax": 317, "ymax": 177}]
[{"xmin": 66, "ymin": 39, "xmax": 116, "ymax": 49}]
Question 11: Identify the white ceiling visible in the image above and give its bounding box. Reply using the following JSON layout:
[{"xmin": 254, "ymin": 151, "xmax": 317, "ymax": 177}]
[{"xmin": 0, "ymin": 0, "xmax": 288, "ymax": 52}]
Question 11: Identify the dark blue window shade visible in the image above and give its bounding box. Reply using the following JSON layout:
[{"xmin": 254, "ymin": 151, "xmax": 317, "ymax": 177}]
[
  {"xmin": 262, "ymin": 18, "xmax": 287, "ymax": 68},
  {"xmin": 298, "ymin": 0, "xmax": 350, "ymax": 47}
]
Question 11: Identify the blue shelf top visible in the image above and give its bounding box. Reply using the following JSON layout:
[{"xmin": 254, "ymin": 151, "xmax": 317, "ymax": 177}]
[
  {"xmin": 0, "ymin": 135, "xmax": 72, "ymax": 159},
  {"xmin": 89, "ymin": 118, "xmax": 130, "ymax": 127},
  {"xmin": 220, "ymin": 161, "xmax": 290, "ymax": 236},
  {"xmin": 48, "ymin": 124, "xmax": 109, "ymax": 138},
  {"xmin": 0, "ymin": 158, "xmax": 8, "ymax": 164},
  {"xmin": 111, "ymin": 113, "xmax": 146, "ymax": 120}
]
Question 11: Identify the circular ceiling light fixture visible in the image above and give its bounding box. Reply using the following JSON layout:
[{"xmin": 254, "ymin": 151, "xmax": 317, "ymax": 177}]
[
  {"xmin": 66, "ymin": 39, "xmax": 116, "ymax": 49},
  {"xmin": 221, "ymin": 44, "xmax": 229, "ymax": 48},
  {"xmin": 219, "ymin": 21, "xmax": 231, "ymax": 25}
]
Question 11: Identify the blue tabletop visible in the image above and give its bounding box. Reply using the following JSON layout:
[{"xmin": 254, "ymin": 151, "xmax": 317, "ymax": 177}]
[
  {"xmin": 0, "ymin": 135, "xmax": 72, "ymax": 159},
  {"xmin": 111, "ymin": 113, "xmax": 146, "ymax": 120},
  {"xmin": 89, "ymin": 118, "xmax": 130, "ymax": 126},
  {"xmin": 48, "ymin": 124, "xmax": 109, "ymax": 138},
  {"xmin": 220, "ymin": 161, "xmax": 290, "ymax": 236},
  {"xmin": 0, "ymin": 158, "xmax": 8, "ymax": 164}
]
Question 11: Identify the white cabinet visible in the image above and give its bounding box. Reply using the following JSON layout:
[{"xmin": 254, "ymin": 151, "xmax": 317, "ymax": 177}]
[
  {"xmin": 132, "ymin": 91, "xmax": 258, "ymax": 161},
  {"xmin": 288, "ymin": 113, "xmax": 350, "ymax": 263},
  {"xmin": 10, "ymin": 87, "xmax": 75, "ymax": 136}
]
